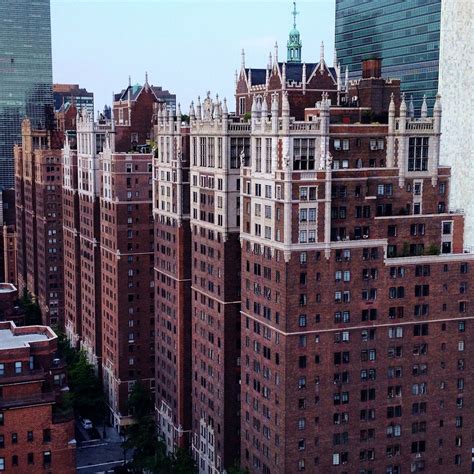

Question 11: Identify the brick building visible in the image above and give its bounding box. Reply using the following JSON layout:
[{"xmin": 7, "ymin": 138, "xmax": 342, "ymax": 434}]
[
  {"xmin": 186, "ymin": 94, "xmax": 243, "ymax": 472},
  {"xmin": 235, "ymin": 11, "xmax": 340, "ymax": 122},
  {"xmin": 238, "ymin": 68, "xmax": 474, "ymax": 473},
  {"xmin": 0, "ymin": 321, "xmax": 75, "ymax": 473},
  {"xmin": 15, "ymin": 119, "xmax": 64, "ymax": 327},
  {"xmin": 113, "ymin": 75, "xmax": 176, "ymax": 153},
  {"xmin": 153, "ymin": 104, "xmax": 192, "ymax": 451},
  {"xmin": 62, "ymin": 110, "xmax": 110, "ymax": 361},
  {"xmin": 0, "ymin": 284, "xmax": 25, "ymax": 326},
  {"xmin": 99, "ymin": 144, "xmax": 155, "ymax": 430},
  {"xmin": 1, "ymin": 188, "xmax": 17, "ymax": 285}
]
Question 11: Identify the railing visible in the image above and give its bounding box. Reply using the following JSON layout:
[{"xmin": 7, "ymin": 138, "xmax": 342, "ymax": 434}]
[
  {"xmin": 290, "ymin": 122, "xmax": 320, "ymax": 132},
  {"xmin": 227, "ymin": 123, "xmax": 251, "ymax": 132}
]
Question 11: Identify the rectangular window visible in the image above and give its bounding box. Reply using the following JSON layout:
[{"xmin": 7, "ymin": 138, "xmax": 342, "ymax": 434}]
[{"xmin": 408, "ymin": 137, "xmax": 429, "ymax": 171}]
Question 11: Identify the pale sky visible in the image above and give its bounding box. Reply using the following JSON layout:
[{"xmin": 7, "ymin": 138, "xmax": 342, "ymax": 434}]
[{"xmin": 51, "ymin": 0, "xmax": 335, "ymax": 114}]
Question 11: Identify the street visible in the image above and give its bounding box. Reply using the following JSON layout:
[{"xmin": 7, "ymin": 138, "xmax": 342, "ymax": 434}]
[{"xmin": 76, "ymin": 423, "xmax": 126, "ymax": 474}]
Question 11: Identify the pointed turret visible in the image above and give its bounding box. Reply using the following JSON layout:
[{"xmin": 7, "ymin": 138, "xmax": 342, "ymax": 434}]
[
  {"xmin": 196, "ymin": 96, "xmax": 202, "ymax": 120},
  {"xmin": 189, "ymin": 101, "xmax": 195, "ymax": 120},
  {"xmin": 320, "ymin": 41, "xmax": 325, "ymax": 71},
  {"xmin": 176, "ymin": 102, "xmax": 182, "ymax": 119},
  {"xmin": 274, "ymin": 41, "xmax": 278, "ymax": 66},
  {"xmin": 261, "ymin": 95, "xmax": 268, "ymax": 117},
  {"xmin": 144, "ymin": 71, "xmax": 149, "ymax": 91},
  {"xmin": 408, "ymin": 95, "xmax": 415, "ymax": 118},
  {"xmin": 241, "ymin": 48, "xmax": 245, "ymax": 70},
  {"xmin": 333, "ymin": 47, "xmax": 338, "ymax": 68},
  {"xmin": 287, "ymin": 1, "xmax": 302, "ymax": 63},
  {"xmin": 400, "ymin": 92, "xmax": 407, "ymax": 117},
  {"xmin": 222, "ymin": 98, "xmax": 228, "ymax": 117},
  {"xmin": 302, "ymin": 63, "xmax": 307, "ymax": 94},
  {"xmin": 281, "ymin": 63, "xmax": 286, "ymax": 90},
  {"xmin": 421, "ymin": 94, "xmax": 428, "ymax": 118},
  {"xmin": 345, "ymin": 66, "xmax": 349, "ymax": 93}
]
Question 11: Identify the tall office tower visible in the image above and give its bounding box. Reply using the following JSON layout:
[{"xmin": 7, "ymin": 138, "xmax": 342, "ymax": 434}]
[
  {"xmin": 113, "ymin": 76, "xmax": 176, "ymax": 152},
  {"xmin": 99, "ymin": 143, "xmax": 155, "ymax": 430},
  {"xmin": 189, "ymin": 94, "xmax": 243, "ymax": 473},
  {"xmin": 0, "ymin": 0, "xmax": 54, "ymax": 189},
  {"xmin": 236, "ymin": 12, "xmax": 339, "ymax": 120},
  {"xmin": 335, "ymin": 0, "xmax": 441, "ymax": 111},
  {"xmin": 14, "ymin": 119, "xmax": 64, "ymax": 327},
  {"xmin": 62, "ymin": 130, "xmax": 81, "ymax": 346},
  {"xmin": 153, "ymin": 105, "xmax": 192, "ymax": 452},
  {"xmin": 53, "ymin": 84, "xmax": 94, "ymax": 116},
  {"xmin": 438, "ymin": 0, "xmax": 474, "ymax": 245},
  {"xmin": 240, "ymin": 62, "xmax": 474, "ymax": 473}
]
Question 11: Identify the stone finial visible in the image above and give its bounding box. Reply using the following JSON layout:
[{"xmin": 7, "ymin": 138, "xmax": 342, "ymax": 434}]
[
  {"xmin": 345, "ymin": 66, "xmax": 349, "ymax": 92},
  {"xmin": 408, "ymin": 95, "xmax": 415, "ymax": 118},
  {"xmin": 320, "ymin": 41, "xmax": 325, "ymax": 68},
  {"xmin": 400, "ymin": 92, "xmax": 407, "ymax": 114},
  {"xmin": 241, "ymin": 48, "xmax": 245, "ymax": 70},
  {"xmin": 128, "ymin": 75, "xmax": 131, "ymax": 87},
  {"xmin": 389, "ymin": 93, "xmax": 395, "ymax": 113},
  {"xmin": 274, "ymin": 41, "xmax": 279, "ymax": 65},
  {"xmin": 333, "ymin": 47, "xmax": 338, "ymax": 68},
  {"xmin": 251, "ymin": 95, "xmax": 258, "ymax": 114},
  {"xmin": 261, "ymin": 95, "xmax": 268, "ymax": 116},
  {"xmin": 271, "ymin": 92, "xmax": 279, "ymax": 114},
  {"xmin": 434, "ymin": 93, "xmax": 442, "ymax": 113},
  {"xmin": 421, "ymin": 94, "xmax": 428, "ymax": 118},
  {"xmin": 177, "ymin": 102, "xmax": 182, "ymax": 118},
  {"xmin": 196, "ymin": 95, "xmax": 202, "ymax": 119},
  {"xmin": 248, "ymin": 68, "xmax": 252, "ymax": 87},
  {"xmin": 222, "ymin": 98, "xmax": 228, "ymax": 116},
  {"xmin": 268, "ymin": 52, "xmax": 272, "ymax": 70},
  {"xmin": 282, "ymin": 91, "xmax": 290, "ymax": 114},
  {"xmin": 281, "ymin": 62, "xmax": 286, "ymax": 89},
  {"xmin": 144, "ymin": 71, "xmax": 149, "ymax": 91},
  {"xmin": 189, "ymin": 101, "xmax": 195, "ymax": 119}
]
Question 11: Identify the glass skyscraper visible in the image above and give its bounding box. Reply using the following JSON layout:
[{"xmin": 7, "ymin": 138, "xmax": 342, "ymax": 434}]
[
  {"xmin": 335, "ymin": 0, "xmax": 441, "ymax": 113},
  {"xmin": 0, "ymin": 0, "xmax": 53, "ymax": 189}
]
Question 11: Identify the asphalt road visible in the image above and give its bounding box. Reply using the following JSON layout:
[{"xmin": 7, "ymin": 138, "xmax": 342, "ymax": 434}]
[{"xmin": 76, "ymin": 422, "xmax": 127, "ymax": 474}]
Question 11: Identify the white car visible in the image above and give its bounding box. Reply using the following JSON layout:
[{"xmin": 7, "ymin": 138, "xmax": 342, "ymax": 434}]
[{"xmin": 81, "ymin": 418, "xmax": 93, "ymax": 430}]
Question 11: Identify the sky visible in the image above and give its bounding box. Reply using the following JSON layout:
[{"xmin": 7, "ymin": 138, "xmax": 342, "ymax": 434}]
[{"xmin": 51, "ymin": 0, "xmax": 335, "ymax": 114}]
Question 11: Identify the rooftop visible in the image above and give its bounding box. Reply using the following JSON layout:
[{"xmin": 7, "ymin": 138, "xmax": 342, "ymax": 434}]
[
  {"xmin": 0, "ymin": 283, "xmax": 16, "ymax": 294},
  {"xmin": 0, "ymin": 321, "xmax": 55, "ymax": 350}
]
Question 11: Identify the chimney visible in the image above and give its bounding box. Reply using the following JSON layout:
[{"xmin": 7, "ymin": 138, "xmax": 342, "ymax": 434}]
[{"xmin": 362, "ymin": 58, "xmax": 382, "ymax": 79}]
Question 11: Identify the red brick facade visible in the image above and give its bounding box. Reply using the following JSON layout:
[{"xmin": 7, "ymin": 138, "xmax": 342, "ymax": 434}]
[
  {"xmin": 0, "ymin": 321, "xmax": 75, "ymax": 473},
  {"xmin": 153, "ymin": 111, "xmax": 193, "ymax": 451},
  {"xmin": 100, "ymin": 149, "xmax": 156, "ymax": 430},
  {"xmin": 14, "ymin": 120, "xmax": 64, "ymax": 327}
]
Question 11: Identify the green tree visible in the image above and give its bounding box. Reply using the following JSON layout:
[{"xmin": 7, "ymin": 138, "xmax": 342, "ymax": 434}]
[
  {"xmin": 170, "ymin": 447, "xmax": 196, "ymax": 473},
  {"xmin": 20, "ymin": 289, "xmax": 42, "ymax": 325},
  {"xmin": 67, "ymin": 352, "xmax": 105, "ymax": 423},
  {"xmin": 124, "ymin": 382, "xmax": 170, "ymax": 472}
]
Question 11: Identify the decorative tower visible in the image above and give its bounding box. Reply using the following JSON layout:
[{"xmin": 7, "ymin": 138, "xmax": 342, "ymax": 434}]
[{"xmin": 287, "ymin": 1, "xmax": 302, "ymax": 63}]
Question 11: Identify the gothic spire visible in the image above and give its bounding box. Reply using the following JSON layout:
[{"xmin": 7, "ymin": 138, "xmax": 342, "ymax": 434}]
[{"xmin": 287, "ymin": 1, "xmax": 302, "ymax": 63}]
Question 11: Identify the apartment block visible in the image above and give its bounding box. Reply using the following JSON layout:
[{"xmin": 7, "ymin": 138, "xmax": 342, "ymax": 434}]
[
  {"xmin": 153, "ymin": 104, "xmax": 192, "ymax": 451},
  {"xmin": 239, "ymin": 68, "xmax": 473, "ymax": 474},
  {"xmin": 62, "ymin": 111, "xmax": 110, "ymax": 362},
  {"xmin": 188, "ymin": 94, "xmax": 243, "ymax": 473},
  {"xmin": 0, "ymin": 321, "xmax": 75, "ymax": 473},
  {"xmin": 14, "ymin": 119, "xmax": 64, "ymax": 327},
  {"xmin": 100, "ymin": 145, "xmax": 156, "ymax": 430}
]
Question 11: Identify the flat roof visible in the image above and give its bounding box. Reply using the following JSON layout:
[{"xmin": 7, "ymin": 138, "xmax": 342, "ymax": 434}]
[
  {"xmin": 0, "ymin": 283, "xmax": 16, "ymax": 293},
  {"xmin": 0, "ymin": 322, "xmax": 55, "ymax": 350}
]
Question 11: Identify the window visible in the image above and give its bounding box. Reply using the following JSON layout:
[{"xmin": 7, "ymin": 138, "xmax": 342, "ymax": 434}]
[
  {"xmin": 14, "ymin": 361, "xmax": 22, "ymax": 374},
  {"xmin": 293, "ymin": 138, "xmax": 316, "ymax": 170},
  {"xmin": 408, "ymin": 137, "xmax": 429, "ymax": 171},
  {"xmin": 11, "ymin": 433, "xmax": 17, "ymax": 444},
  {"xmin": 27, "ymin": 431, "xmax": 33, "ymax": 442},
  {"xmin": 43, "ymin": 451, "xmax": 51, "ymax": 467},
  {"xmin": 0, "ymin": 458, "xmax": 4, "ymax": 471},
  {"xmin": 27, "ymin": 453, "xmax": 34, "ymax": 465},
  {"xmin": 43, "ymin": 429, "xmax": 51, "ymax": 443}
]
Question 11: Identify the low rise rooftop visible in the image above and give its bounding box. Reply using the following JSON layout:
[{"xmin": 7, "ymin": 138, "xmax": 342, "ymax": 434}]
[{"xmin": 0, "ymin": 321, "xmax": 56, "ymax": 350}]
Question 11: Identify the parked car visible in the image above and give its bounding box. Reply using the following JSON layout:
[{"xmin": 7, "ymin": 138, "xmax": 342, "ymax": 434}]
[{"xmin": 81, "ymin": 418, "xmax": 93, "ymax": 430}]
